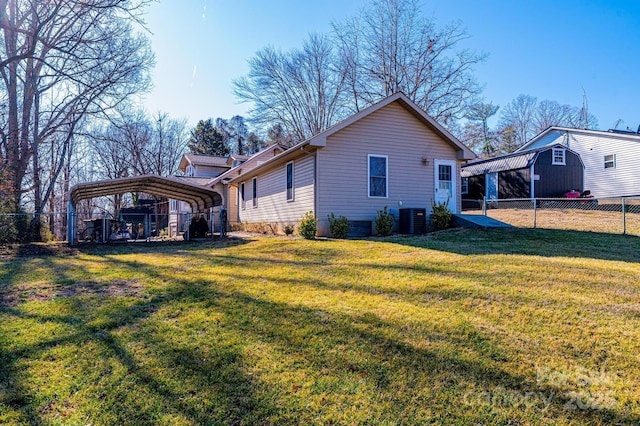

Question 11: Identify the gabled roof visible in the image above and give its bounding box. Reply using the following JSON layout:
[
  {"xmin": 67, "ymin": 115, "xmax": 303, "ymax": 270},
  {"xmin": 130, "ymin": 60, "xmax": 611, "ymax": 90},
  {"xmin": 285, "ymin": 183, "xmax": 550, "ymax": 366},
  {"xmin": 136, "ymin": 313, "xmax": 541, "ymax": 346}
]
[
  {"xmin": 226, "ymin": 154, "xmax": 250, "ymax": 166},
  {"xmin": 207, "ymin": 143, "xmax": 287, "ymax": 186},
  {"xmin": 229, "ymin": 92, "xmax": 475, "ymax": 184},
  {"xmin": 517, "ymin": 126, "xmax": 640, "ymax": 152},
  {"xmin": 178, "ymin": 153, "xmax": 230, "ymax": 172},
  {"xmin": 461, "ymin": 144, "xmax": 580, "ymax": 177}
]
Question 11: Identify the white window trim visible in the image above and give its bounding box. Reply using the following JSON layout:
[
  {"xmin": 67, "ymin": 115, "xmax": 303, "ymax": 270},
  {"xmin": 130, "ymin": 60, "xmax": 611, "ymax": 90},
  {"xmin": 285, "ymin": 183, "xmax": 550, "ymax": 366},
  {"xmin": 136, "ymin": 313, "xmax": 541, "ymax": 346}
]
[
  {"xmin": 461, "ymin": 177, "xmax": 469, "ymax": 195},
  {"xmin": 252, "ymin": 177, "xmax": 258, "ymax": 208},
  {"xmin": 240, "ymin": 182, "xmax": 246, "ymax": 210},
  {"xmin": 604, "ymin": 154, "xmax": 616, "ymax": 169},
  {"xmin": 552, "ymin": 148, "xmax": 566, "ymax": 165},
  {"xmin": 286, "ymin": 161, "xmax": 295, "ymax": 202},
  {"xmin": 368, "ymin": 154, "xmax": 389, "ymax": 198}
]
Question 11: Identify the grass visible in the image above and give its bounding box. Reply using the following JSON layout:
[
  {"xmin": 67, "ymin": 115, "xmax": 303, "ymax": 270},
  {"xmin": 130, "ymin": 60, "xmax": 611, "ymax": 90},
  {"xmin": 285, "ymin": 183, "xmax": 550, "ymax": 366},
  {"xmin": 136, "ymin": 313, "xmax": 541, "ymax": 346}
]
[
  {"xmin": 469, "ymin": 205, "xmax": 640, "ymax": 236},
  {"xmin": 0, "ymin": 229, "xmax": 639, "ymax": 425}
]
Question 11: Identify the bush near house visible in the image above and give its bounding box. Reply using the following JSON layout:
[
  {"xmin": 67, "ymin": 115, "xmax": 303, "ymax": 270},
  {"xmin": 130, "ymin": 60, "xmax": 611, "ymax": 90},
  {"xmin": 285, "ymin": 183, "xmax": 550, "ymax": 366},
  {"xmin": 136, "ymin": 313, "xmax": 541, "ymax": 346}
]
[
  {"xmin": 327, "ymin": 213, "xmax": 350, "ymax": 239},
  {"xmin": 297, "ymin": 211, "xmax": 317, "ymax": 239},
  {"xmin": 374, "ymin": 206, "xmax": 394, "ymax": 236},
  {"xmin": 283, "ymin": 224, "xmax": 295, "ymax": 236},
  {"xmin": 431, "ymin": 200, "xmax": 453, "ymax": 231}
]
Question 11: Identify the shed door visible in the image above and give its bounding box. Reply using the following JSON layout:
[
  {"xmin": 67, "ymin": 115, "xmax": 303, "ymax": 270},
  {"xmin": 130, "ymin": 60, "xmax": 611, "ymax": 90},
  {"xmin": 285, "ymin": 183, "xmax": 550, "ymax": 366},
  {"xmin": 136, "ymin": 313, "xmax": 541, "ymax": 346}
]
[
  {"xmin": 434, "ymin": 160, "xmax": 456, "ymax": 210},
  {"xmin": 486, "ymin": 172, "xmax": 498, "ymax": 200}
]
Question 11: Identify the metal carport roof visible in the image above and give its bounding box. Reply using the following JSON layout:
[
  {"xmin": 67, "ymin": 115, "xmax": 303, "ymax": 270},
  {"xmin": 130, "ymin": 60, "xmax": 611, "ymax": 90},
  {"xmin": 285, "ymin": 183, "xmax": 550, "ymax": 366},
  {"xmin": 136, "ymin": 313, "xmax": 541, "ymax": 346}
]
[{"xmin": 69, "ymin": 175, "xmax": 222, "ymax": 211}]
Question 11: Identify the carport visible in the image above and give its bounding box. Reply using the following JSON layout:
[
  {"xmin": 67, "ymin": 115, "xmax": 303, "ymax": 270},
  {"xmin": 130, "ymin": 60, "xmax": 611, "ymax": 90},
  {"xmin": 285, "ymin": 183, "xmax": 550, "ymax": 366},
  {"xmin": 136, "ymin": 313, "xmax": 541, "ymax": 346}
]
[{"xmin": 68, "ymin": 175, "xmax": 223, "ymax": 245}]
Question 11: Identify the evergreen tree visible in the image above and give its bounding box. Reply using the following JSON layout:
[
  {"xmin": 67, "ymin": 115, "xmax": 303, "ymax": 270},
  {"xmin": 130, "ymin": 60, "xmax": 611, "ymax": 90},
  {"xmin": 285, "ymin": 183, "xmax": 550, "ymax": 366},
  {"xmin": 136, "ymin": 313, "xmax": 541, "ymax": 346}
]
[{"xmin": 188, "ymin": 119, "xmax": 229, "ymax": 156}]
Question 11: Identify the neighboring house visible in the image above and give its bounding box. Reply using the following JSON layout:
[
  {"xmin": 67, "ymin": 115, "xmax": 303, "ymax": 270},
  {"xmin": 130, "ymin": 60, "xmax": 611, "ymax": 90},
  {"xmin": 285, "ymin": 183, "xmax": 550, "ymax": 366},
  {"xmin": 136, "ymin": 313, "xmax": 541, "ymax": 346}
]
[
  {"xmin": 461, "ymin": 144, "xmax": 584, "ymax": 205},
  {"xmin": 225, "ymin": 92, "xmax": 475, "ymax": 236},
  {"xmin": 516, "ymin": 127, "xmax": 640, "ymax": 198}
]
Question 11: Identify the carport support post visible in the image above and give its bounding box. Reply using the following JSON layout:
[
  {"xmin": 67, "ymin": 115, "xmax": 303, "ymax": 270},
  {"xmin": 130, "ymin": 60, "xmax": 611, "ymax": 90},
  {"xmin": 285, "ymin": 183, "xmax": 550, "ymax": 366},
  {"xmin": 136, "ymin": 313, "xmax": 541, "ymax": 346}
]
[{"xmin": 67, "ymin": 200, "xmax": 76, "ymax": 246}]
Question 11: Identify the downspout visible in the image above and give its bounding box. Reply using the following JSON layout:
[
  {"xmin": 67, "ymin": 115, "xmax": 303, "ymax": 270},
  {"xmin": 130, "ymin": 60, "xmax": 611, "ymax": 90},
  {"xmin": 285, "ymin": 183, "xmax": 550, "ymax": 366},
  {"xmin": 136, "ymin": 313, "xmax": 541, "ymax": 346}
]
[{"xmin": 314, "ymin": 150, "xmax": 318, "ymax": 218}]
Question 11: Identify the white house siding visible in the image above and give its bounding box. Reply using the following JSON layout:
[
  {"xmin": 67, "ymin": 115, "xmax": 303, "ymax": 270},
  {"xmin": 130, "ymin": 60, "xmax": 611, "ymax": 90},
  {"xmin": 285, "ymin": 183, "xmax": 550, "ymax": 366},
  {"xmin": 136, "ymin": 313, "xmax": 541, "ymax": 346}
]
[
  {"xmin": 316, "ymin": 102, "xmax": 460, "ymax": 235},
  {"xmin": 237, "ymin": 153, "xmax": 315, "ymax": 227},
  {"xmin": 524, "ymin": 130, "xmax": 640, "ymax": 197}
]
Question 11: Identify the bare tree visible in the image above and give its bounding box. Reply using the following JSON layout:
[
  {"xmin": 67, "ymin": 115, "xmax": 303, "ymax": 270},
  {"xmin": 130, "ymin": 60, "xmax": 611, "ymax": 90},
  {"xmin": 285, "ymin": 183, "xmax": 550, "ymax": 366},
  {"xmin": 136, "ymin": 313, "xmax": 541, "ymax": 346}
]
[
  {"xmin": 234, "ymin": 33, "xmax": 348, "ymax": 141},
  {"xmin": 333, "ymin": 0, "xmax": 485, "ymax": 126},
  {"xmin": 498, "ymin": 95, "xmax": 539, "ymax": 148},
  {"xmin": 0, "ymin": 0, "xmax": 153, "ymax": 239},
  {"xmin": 499, "ymin": 94, "xmax": 599, "ymax": 152}
]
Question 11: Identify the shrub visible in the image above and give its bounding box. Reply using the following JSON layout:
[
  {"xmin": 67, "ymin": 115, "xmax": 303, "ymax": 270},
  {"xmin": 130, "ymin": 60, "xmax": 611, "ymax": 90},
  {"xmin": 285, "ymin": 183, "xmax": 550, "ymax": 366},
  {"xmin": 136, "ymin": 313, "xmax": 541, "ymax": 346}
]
[
  {"xmin": 283, "ymin": 224, "xmax": 295, "ymax": 236},
  {"xmin": 374, "ymin": 206, "xmax": 394, "ymax": 236},
  {"xmin": 328, "ymin": 213, "xmax": 350, "ymax": 239},
  {"xmin": 297, "ymin": 211, "xmax": 317, "ymax": 239},
  {"xmin": 431, "ymin": 200, "xmax": 452, "ymax": 231}
]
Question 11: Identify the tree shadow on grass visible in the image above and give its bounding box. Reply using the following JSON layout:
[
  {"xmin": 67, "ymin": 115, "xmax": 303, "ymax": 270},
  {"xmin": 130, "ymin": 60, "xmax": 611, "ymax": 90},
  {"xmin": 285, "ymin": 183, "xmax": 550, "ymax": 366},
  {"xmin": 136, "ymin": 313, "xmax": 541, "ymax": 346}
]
[
  {"xmin": 383, "ymin": 228, "xmax": 640, "ymax": 263},
  {"xmin": 0, "ymin": 264, "xmax": 273, "ymax": 425},
  {"xmin": 200, "ymin": 290, "xmax": 639, "ymax": 424}
]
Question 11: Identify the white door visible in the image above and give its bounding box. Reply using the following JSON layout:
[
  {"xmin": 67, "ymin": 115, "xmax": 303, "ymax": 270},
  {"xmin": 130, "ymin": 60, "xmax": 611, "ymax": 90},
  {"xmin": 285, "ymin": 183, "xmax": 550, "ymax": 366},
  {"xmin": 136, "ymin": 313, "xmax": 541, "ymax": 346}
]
[
  {"xmin": 434, "ymin": 160, "xmax": 456, "ymax": 210},
  {"xmin": 486, "ymin": 172, "xmax": 498, "ymax": 201}
]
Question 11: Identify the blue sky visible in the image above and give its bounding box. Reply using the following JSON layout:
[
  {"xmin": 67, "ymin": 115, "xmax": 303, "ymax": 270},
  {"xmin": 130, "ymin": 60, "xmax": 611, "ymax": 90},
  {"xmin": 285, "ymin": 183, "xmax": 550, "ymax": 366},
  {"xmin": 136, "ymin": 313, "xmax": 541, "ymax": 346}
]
[{"xmin": 142, "ymin": 0, "xmax": 640, "ymax": 132}]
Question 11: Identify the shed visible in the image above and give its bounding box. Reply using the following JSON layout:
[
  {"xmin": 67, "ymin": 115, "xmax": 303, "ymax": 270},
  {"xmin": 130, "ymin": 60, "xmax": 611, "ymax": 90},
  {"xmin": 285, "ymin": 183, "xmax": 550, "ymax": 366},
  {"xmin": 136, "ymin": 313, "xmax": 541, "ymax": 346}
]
[{"xmin": 461, "ymin": 144, "xmax": 584, "ymax": 205}]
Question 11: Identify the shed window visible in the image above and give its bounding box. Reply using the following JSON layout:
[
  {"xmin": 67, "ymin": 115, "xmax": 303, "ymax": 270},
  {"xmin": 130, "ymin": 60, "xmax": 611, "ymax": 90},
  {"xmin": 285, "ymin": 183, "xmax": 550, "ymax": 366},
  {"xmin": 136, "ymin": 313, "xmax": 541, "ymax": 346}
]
[
  {"xmin": 368, "ymin": 154, "xmax": 388, "ymax": 198},
  {"xmin": 186, "ymin": 165, "xmax": 195, "ymax": 176},
  {"xmin": 461, "ymin": 177, "xmax": 469, "ymax": 195},
  {"xmin": 252, "ymin": 177, "xmax": 257, "ymax": 208},
  {"xmin": 286, "ymin": 162, "xmax": 294, "ymax": 201},
  {"xmin": 552, "ymin": 148, "xmax": 566, "ymax": 165},
  {"xmin": 604, "ymin": 154, "xmax": 616, "ymax": 169},
  {"xmin": 240, "ymin": 182, "xmax": 246, "ymax": 210}
]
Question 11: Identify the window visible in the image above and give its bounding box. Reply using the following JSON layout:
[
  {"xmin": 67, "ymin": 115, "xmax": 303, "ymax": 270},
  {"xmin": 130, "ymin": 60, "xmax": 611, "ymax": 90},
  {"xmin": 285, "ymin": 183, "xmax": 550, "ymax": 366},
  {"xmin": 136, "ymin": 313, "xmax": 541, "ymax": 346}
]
[
  {"xmin": 170, "ymin": 199, "xmax": 178, "ymax": 212},
  {"xmin": 461, "ymin": 177, "xmax": 469, "ymax": 195},
  {"xmin": 252, "ymin": 177, "xmax": 257, "ymax": 208},
  {"xmin": 240, "ymin": 182, "xmax": 246, "ymax": 210},
  {"xmin": 604, "ymin": 154, "xmax": 616, "ymax": 169},
  {"xmin": 368, "ymin": 154, "xmax": 388, "ymax": 198},
  {"xmin": 552, "ymin": 148, "xmax": 566, "ymax": 165},
  {"xmin": 286, "ymin": 161, "xmax": 294, "ymax": 201},
  {"xmin": 186, "ymin": 165, "xmax": 195, "ymax": 176}
]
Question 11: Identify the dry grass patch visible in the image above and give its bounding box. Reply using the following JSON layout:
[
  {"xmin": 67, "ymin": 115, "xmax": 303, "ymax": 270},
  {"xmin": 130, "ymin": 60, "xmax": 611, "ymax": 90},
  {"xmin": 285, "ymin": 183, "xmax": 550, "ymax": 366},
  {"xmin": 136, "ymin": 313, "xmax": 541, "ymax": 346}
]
[{"xmin": 466, "ymin": 207, "xmax": 640, "ymax": 236}]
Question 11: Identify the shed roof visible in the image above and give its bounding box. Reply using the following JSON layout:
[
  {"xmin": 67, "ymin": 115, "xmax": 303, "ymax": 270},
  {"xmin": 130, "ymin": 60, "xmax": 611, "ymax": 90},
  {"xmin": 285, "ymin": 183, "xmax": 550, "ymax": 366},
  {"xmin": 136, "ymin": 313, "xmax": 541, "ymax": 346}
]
[
  {"xmin": 70, "ymin": 175, "xmax": 222, "ymax": 212},
  {"xmin": 461, "ymin": 144, "xmax": 575, "ymax": 177}
]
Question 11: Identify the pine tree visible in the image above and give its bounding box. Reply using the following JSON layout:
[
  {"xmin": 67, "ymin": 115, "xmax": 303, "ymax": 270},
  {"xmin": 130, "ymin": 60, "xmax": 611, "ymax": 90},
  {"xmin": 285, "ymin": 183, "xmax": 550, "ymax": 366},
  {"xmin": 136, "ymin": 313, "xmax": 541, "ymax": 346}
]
[{"xmin": 188, "ymin": 119, "xmax": 229, "ymax": 156}]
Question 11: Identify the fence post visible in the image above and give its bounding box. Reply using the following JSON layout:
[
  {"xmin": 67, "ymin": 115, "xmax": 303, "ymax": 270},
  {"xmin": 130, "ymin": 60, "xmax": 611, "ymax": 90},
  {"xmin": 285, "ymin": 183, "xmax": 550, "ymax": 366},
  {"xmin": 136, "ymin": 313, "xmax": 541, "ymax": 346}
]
[
  {"xmin": 533, "ymin": 198, "xmax": 537, "ymax": 229},
  {"xmin": 622, "ymin": 197, "xmax": 627, "ymax": 235},
  {"xmin": 482, "ymin": 196, "xmax": 487, "ymax": 216}
]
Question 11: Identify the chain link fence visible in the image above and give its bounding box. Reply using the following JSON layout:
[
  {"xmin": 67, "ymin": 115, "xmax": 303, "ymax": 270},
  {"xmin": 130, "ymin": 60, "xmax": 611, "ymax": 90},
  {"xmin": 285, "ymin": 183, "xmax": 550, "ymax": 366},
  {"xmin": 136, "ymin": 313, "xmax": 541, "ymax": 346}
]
[
  {"xmin": 0, "ymin": 210, "xmax": 228, "ymax": 244},
  {"xmin": 462, "ymin": 196, "xmax": 640, "ymax": 236}
]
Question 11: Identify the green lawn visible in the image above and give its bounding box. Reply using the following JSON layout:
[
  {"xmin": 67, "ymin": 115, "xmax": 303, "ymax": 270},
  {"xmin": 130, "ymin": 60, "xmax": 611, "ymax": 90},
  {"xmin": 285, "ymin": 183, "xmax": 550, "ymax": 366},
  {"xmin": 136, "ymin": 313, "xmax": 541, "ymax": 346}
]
[{"xmin": 1, "ymin": 229, "xmax": 639, "ymax": 425}]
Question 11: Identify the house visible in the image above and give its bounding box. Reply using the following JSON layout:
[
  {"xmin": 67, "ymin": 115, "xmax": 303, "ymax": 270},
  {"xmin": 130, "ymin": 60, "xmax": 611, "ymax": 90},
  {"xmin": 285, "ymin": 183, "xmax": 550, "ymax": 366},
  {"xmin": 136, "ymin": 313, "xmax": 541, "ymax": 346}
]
[
  {"xmin": 70, "ymin": 93, "xmax": 475, "ymax": 241},
  {"xmin": 168, "ymin": 144, "xmax": 286, "ymax": 237},
  {"xmin": 461, "ymin": 144, "xmax": 584, "ymax": 205},
  {"xmin": 516, "ymin": 127, "xmax": 640, "ymax": 198},
  {"xmin": 222, "ymin": 92, "xmax": 475, "ymax": 236}
]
